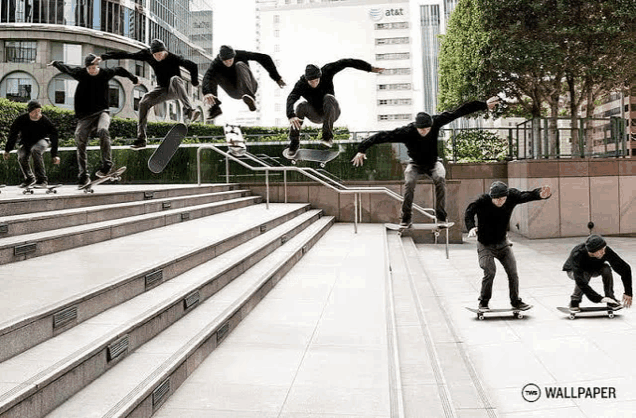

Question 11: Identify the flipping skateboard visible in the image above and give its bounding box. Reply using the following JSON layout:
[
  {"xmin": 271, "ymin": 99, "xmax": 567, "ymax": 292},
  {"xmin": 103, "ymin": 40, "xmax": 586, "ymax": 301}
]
[
  {"xmin": 466, "ymin": 306, "xmax": 533, "ymax": 320},
  {"xmin": 148, "ymin": 123, "xmax": 188, "ymax": 173},
  {"xmin": 80, "ymin": 166, "xmax": 126, "ymax": 193},
  {"xmin": 283, "ymin": 148, "xmax": 340, "ymax": 167},
  {"xmin": 23, "ymin": 183, "xmax": 62, "ymax": 195},
  {"xmin": 385, "ymin": 222, "xmax": 455, "ymax": 237},
  {"xmin": 557, "ymin": 306, "xmax": 623, "ymax": 320},
  {"xmin": 223, "ymin": 124, "xmax": 247, "ymax": 157}
]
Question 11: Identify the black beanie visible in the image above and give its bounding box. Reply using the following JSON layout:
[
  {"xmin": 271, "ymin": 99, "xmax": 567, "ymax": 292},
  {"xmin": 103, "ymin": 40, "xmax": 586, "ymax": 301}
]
[
  {"xmin": 489, "ymin": 181, "xmax": 509, "ymax": 198},
  {"xmin": 415, "ymin": 112, "xmax": 433, "ymax": 128},
  {"xmin": 27, "ymin": 100, "xmax": 41, "ymax": 113},
  {"xmin": 305, "ymin": 64, "xmax": 322, "ymax": 81},
  {"xmin": 219, "ymin": 45, "xmax": 236, "ymax": 60},
  {"xmin": 150, "ymin": 39, "xmax": 167, "ymax": 54},
  {"xmin": 84, "ymin": 53, "xmax": 98, "ymax": 67},
  {"xmin": 585, "ymin": 235, "xmax": 606, "ymax": 253}
]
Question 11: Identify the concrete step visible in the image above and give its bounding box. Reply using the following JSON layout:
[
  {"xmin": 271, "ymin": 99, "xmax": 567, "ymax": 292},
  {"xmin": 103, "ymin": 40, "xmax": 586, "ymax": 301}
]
[
  {"xmin": 0, "ymin": 195, "xmax": 263, "ymax": 265},
  {"xmin": 0, "ymin": 189, "xmax": 253, "ymax": 237},
  {"xmin": 0, "ymin": 184, "xmax": 239, "ymax": 217},
  {"xmin": 0, "ymin": 203, "xmax": 311, "ymax": 363},
  {"xmin": 0, "ymin": 210, "xmax": 329, "ymax": 418},
  {"xmin": 41, "ymin": 216, "xmax": 334, "ymax": 418}
]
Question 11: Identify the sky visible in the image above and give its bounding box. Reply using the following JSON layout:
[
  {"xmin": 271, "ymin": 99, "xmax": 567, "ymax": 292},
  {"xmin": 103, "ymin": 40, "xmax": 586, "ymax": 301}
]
[{"xmin": 210, "ymin": 0, "xmax": 257, "ymax": 54}]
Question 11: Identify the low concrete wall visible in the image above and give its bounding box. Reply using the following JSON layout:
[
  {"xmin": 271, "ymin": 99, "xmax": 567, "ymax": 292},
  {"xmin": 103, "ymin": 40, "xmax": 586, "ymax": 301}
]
[{"xmin": 244, "ymin": 179, "xmax": 463, "ymax": 244}]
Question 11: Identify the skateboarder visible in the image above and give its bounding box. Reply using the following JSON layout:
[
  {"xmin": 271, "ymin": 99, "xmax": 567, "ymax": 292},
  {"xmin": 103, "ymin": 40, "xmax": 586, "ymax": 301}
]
[
  {"xmin": 464, "ymin": 181, "xmax": 552, "ymax": 311},
  {"xmin": 50, "ymin": 54, "xmax": 138, "ymax": 188},
  {"xmin": 101, "ymin": 39, "xmax": 200, "ymax": 149},
  {"xmin": 3, "ymin": 100, "xmax": 59, "ymax": 188},
  {"xmin": 563, "ymin": 235, "xmax": 630, "ymax": 311},
  {"xmin": 286, "ymin": 59, "xmax": 384, "ymax": 157},
  {"xmin": 353, "ymin": 97, "xmax": 500, "ymax": 224},
  {"xmin": 202, "ymin": 45, "xmax": 285, "ymax": 120}
]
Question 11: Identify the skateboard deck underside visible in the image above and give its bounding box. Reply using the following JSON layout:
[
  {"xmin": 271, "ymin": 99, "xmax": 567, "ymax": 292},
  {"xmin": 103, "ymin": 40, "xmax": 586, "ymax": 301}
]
[{"xmin": 149, "ymin": 124, "xmax": 188, "ymax": 173}]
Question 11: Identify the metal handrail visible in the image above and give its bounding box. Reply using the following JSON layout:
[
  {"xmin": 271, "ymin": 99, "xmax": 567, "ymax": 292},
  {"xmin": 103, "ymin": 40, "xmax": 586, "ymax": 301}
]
[{"xmin": 196, "ymin": 144, "xmax": 440, "ymax": 232}]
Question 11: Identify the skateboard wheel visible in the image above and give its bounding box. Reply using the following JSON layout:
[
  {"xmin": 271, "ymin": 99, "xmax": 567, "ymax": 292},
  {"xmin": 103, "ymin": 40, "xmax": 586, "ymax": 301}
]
[
  {"xmin": 517, "ymin": 313, "xmax": 524, "ymax": 319},
  {"xmin": 320, "ymin": 163, "xmax": 326, "ymax": 168},
  {"xmin": 291, "ymin": 160, "xmax": 297, "ymax": 165},
  {"xmin": 478, "ymin": 314, "xmax": 484, "ymax": 320},
  {"xmin": 569, "ymin": 314, "xmax": 575, "ymax": 320},
  {"xmin": 608, "ymin": 312, "xmax": 615, "ymax": 319}
]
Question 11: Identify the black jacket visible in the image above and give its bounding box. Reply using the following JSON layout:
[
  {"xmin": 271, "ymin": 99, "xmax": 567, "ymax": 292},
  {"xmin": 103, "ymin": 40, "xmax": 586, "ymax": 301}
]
[
  {"xmin": 5, "ymin": 113, "xmax": 59, "ymax": 158},
  {"xmin": 202, "ymin": 50, "xmax": 282, "ymax": 97},
  {"xmin": 51, "ymin": 62, "xmax": 138, "ymax": 119},
  {"xmin": 101, "ymin": 49, "xmax": 198, "ymax": 89},
  {"xmin": 286, "ymin": 58, "xmax": 373, "ymax": 118},
  {"xmin": 464, "ymin": 188, "xmax": 548, "ymax": 246},
  {"xmin": 563, "ymin": 244, "xmax": 632, "ymax": 301},
  {"xmin": 357, "ymin": 101, "xmax": 488, "ymax": 170}
]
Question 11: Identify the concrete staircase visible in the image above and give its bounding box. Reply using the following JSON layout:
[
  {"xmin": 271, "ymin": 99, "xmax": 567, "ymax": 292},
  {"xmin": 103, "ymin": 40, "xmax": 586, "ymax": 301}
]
[{"xmin": 0, "ymin": 184, "xmax": 334, "ymax": 418}]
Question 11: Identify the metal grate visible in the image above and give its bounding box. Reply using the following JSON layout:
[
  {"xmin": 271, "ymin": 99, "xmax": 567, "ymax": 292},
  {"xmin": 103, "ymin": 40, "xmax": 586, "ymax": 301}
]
[
  {"xmin": 281, "ymin": 235, "xmax": 288, "ymax": 245},
  {"xmin": 302, "ymin": 245, "xmax": 308, "ymax": 255},
  {"xmin": 0, "ymin": 224, "xmax": 8, "ymax": 234},
  {"xmin": 216, "ymin": 322, "xmax": 230, "ymax": 343},
  {"xmin": 53, "ymin": 306, "xmax": 78, "ymax": 329},
  {"xmin": 260, "ymin": 225, "xmax": 267, "ymax": 233},
  {"xmin": 181, "ymin": 212, "xmax": 190, "ymax": 221},
  {"xmin": 14, "ymin": 243, "xmax": 36, "ymax": 256},
  {"xmin": 183, "ymin": 291, "xmax": 200, "ymax": 310},
  {"xmin": 144, "ymin": 191, "xmax": 154, "ymax": 199},
  {"xmin": 107, "ymin": 335, "xmax": 129, "ymax": 362},
  {"xmin": 162, "ymin": 202, "xmax": 171, "ymax": 209},
  {"xmin": 152, "ymin": 379, "xmax": 170, "ymax": 409},
  {"xmin": 145, "ymin": 270, "xmax": 163, "ymax": 289}
]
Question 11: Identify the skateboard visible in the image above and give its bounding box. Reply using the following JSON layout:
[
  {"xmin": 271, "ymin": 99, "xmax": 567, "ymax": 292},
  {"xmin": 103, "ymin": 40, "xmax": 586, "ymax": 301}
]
[
  {"xmin": 80, "ymin": 166, "xmax": 126, "ymax": 193},
  {"xmin": 557, "ymin": 306, "xmax": 623, "ymax": 320},
  {"xmin": 385, "ymin": 222, "xmax": 455, "ymax": 237},
  {"xmin": 0, "ymin": 184, "xmax": 4, "ymax": 194},
  {"xmin": 283, "ymin": 148, "xmax": 340, "ymax": 167},
  {"xmin": 148, "ymin": 123, "xmax": 188, "ymax": 173},
  {"xmin": 466, "ymin": 305, "xmax": 533, "ymax": 320},
  {"xmin": 23, "ymin": 183, "xmax": 62, "ymax": 195},
  {"xmin": 223, "ymin": 124, "xmax": 247, "ymax": 157}
]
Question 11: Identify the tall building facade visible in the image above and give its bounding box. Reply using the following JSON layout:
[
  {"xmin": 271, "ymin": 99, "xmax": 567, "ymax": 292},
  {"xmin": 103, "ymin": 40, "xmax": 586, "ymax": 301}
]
[
  {"xmin": 256, "ymin": 0, "xmax": 478, "ymax": 133},
  {"xmin": 0, "ymin": 0, "xmax": 213, "ymax": 123}
]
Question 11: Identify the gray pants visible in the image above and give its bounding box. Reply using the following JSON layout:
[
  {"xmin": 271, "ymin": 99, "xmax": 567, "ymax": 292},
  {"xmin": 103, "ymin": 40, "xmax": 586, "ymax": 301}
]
[
  {"xmin": 568, "ymin": 266, "xmax": 615, "ymax": 303},
  {"xmin": 478, "ymin": 241, "xmax": 521, "ymax": 305},
  {"xmin": 216, "ymin": 62, "xmax": 258, "ymax": 100},
  {"xmin": 289, "ymin": 94, "xmax": 341, "ymax": 146},
  {"xmin": 138, "ymin": 76, "xmax": 193, "ymax": 141},
  {"xmin": 18, "ymin": 139, "xmax": 49, "ymax": 182},
  {"xmin": 75, "ymin": 111, "xmax": 112, "ymax": 180},
  {"xmin": 401, "ymin": 161, "xmax": 446, "ymax": 222}
]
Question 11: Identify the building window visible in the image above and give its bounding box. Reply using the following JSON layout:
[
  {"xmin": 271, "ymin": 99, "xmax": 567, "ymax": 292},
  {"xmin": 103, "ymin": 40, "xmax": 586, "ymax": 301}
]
[
  {"xmin": 378, "ymin": 114, "xmax": 412, "ymax": 121},
  {"xmin": 376, "ymin": 53, "xmax": 410, "ymax": 61},
  {"xmin": 274, "ymin": 15, "xmax": 280, "ymax": 24},
  {"xmin": 5, "ymin": 41, "xmax": 37, "ymax": 63},
  {"xmin": 375, "ymin": 37, "xmax": 410, "ymax": 45},
  {"xmin": 1, "ymin": 72, "xmax": 39, "ymax": 103},
  {"xmin": 274, "ymin": 29, "xmax": 280, "ymax": 37},
  {"xmin": 377, "ymin": 83, "xmax": 412, "ymax": 91},
  {"xmin": 50, "ymin": 43, "xmax": 82, "ymax": 65},
  {"xmin": 132, "ymin": 85, "xmax": 148, "ymax": 112},
  {"xmin": 380, "ymin": 68, "xmax": 411, "ymax": 76},
  {"xmin": 375, "ymin": 22, "xmax": 409, "ymax": 30},
  {"xmin": 167, "ymin": 100, "xmax": 180, "ymax": 121},
  {"xmin": 135, "ymin": 63, "xmax": 146, "ymax": 78},
  {"xmin": 378, "ymin": 98, "xmax": 412, "ymax": 106}
]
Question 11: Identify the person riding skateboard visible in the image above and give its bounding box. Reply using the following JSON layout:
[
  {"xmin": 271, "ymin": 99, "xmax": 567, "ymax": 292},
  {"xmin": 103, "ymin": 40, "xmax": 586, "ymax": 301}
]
[
  {"xmin": 4, "ymin": 100, "xmax": 59, "ymax": 188},
  {"xmin": 101, "ymin": 39, "xmax": 200, "ymax": 150},
  {"xmin": 563, "ymin": 234, "xmax": 630, "ymax": 312},
  {"xmin": 353, "ymin": 97, "xmax": 500, "ymax": 224},
  {"xmin": 202, "ymin": 45, "xmax": 285, "ymax": 120},
  {"xmin": 464, "ymin": 181, "xmax": 552, "ymax": 312},
  {"xmin": 286, "ymin": 59, "xmax": 384, "ymax": 157},
  {"xmin": 49, "ymin": 54, "xmax": 138, "ymax": 188}
]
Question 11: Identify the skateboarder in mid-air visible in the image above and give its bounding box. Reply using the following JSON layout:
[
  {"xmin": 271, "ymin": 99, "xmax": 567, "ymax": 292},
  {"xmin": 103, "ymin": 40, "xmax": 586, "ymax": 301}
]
[
  {"xmin": 101, "ymin": 39, "xmax": 200, "ymax": 150},
  {"xmin": 202, "ymin": 45, "xmax": 286, "ymax": 120},
  {"xmin": 353, "ymin": 97, "xmax": 500, "ymax": 225},
  {"xmin": 563, "ymin": 235, "xmax": 630, "ymax": 312},
  {"xmin": 286, "ymin": 59, "xmax": 384, "ymax": 158},
  {"xmin": 464, "ymin": 181, "xmax": 551, "ymax": 312},
  {"xmin": 49, "ymin": 55, "xmax": 137, "ymax": 188},
  {"xmin": 3, "ymin": 100, "xmax": 59, "ymax": 188}
]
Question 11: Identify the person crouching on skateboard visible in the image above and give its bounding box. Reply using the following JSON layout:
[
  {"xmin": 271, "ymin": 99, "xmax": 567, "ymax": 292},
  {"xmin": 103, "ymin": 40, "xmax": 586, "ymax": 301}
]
[
  {"xmin": 286, "ymin": 59, "xmax": 384, "ymax": 158},
  {"xmin": 101, "ymin": 39, "xmax": 200, "ymax": 150},
  {"xmin": 563, "ymin": 235, "xmax": 630, "ymax": 312},
  {"xmin": 464, "ymin": 181, "xmax": 551, "ymax": 312},
  {"xmin": 4, "ymin": 100, "xmax": 59, "ymax": 188},
  {"xmin": 49, "ymin": 54, "xmax": 138, "ymax": 188},
  {"xmin": 202, "ymin": 45, "xmax": 286, "ymax": 120},
  {"xmin": 352, "ymin": 97, "xmax": 500, "ymax": 225}
]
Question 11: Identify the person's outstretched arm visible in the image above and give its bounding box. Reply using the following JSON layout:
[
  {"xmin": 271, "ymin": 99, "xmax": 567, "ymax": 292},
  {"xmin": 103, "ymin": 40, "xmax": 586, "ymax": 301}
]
[{"xmin": 241, "ymin": 51, "xmax": 285, "ymax": 86}]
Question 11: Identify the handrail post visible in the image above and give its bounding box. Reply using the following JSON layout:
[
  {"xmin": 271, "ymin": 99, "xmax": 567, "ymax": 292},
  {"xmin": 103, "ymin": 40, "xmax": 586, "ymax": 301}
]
[
  {"xmin": 354, "ymin": 192, "xmax": 358, "ymax": 234},
  {"xmin": 265, "ymin": 169, "xmax": 269, "ymax": 209},
  {"xmin": 225, "ymin": 154, "xmax": 230, "ymax": 184},
  {"xmin": 284, "ymin": 169, "xmax": 288, "ymax": 203}
]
